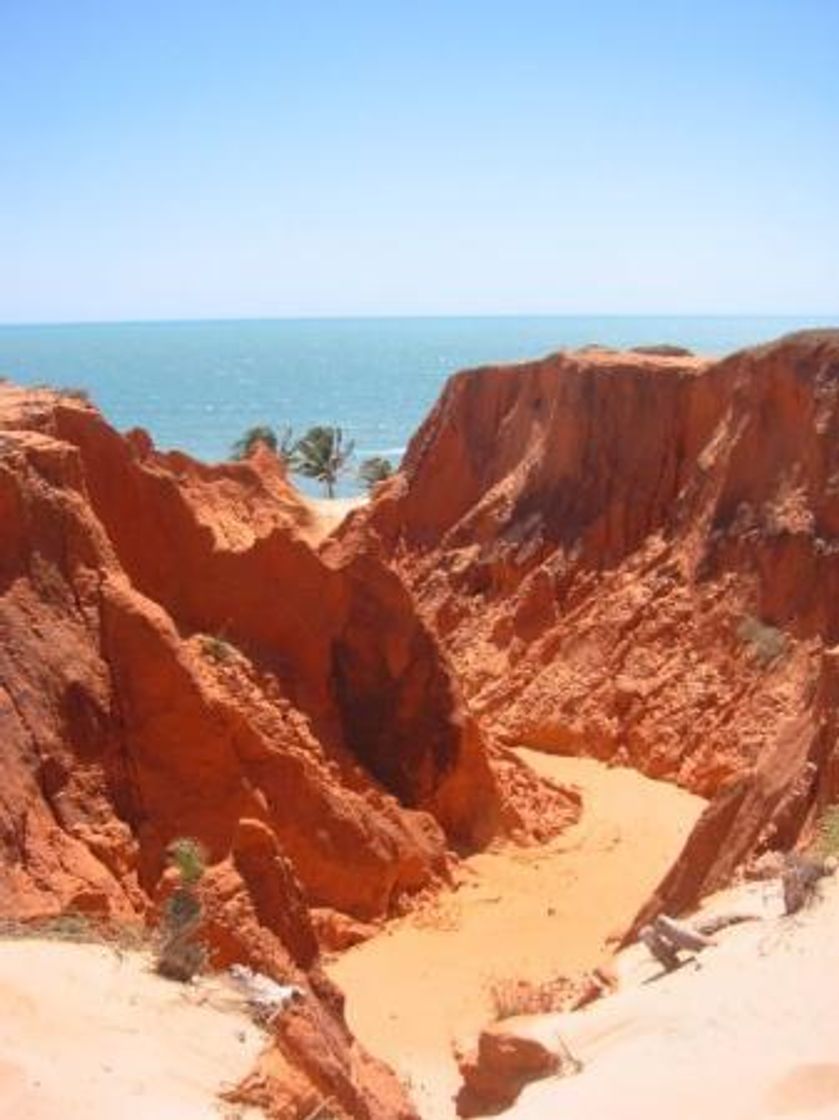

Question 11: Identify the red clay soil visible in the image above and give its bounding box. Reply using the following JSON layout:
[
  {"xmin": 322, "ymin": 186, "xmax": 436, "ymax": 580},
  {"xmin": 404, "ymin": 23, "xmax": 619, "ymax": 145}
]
[{"xmin": 352, "ymin": 329, "xmax": 839, "ymax": 919}]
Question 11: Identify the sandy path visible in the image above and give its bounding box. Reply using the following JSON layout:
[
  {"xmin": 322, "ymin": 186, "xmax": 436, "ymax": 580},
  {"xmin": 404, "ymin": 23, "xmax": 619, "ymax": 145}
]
[
  {"xmin": 0, "ymin": 940, "xmax": 266, "ymax": 1119},
  {"xmin": 328, "ymin": 750, "xmax": 705, "ymax": 1118}
]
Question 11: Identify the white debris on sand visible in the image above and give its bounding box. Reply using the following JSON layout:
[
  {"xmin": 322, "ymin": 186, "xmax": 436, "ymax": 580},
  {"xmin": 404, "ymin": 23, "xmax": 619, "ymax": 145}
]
[{"xmin": 228, "ymin": 963, "xmax": 305, "ymax": 1023}]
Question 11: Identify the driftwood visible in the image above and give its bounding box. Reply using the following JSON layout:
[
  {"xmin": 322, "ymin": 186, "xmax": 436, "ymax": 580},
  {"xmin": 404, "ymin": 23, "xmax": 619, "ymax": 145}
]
[
  {"xmin": 654, "ymin": 914, "xmax": 714, "ymax": 952},
  {"xmin": 694, "ymin": 912, "xmax": 759, "ymax": 936},
  {"xmin": 639, "ymin": 924, "xmax": 681, "ymax": 973},
  {"xmin": 781, "ymin": 854, "xmax": 836, "ymax": 915},
  {"xmin": 641, "ymin": 851, "xmax": 838, "ymax": 969},
  {"xmin": 640, "ymin": 914, "xmax": 716, "ymax": 972}
]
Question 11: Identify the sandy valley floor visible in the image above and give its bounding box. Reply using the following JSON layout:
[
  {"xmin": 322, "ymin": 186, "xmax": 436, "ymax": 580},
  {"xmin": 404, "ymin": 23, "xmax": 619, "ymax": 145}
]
[{"xmin": 328, "ymin": 749, "xmax": 706, "ymax": 1118}]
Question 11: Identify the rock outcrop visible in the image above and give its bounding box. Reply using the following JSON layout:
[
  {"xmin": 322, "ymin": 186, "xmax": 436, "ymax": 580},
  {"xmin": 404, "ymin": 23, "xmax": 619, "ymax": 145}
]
[
  {"xmin": 0, "ymin": 383, "xmax": 513, "ymax": 1118},
  {"xmin": 0, "ymin": 385, "xmax": 507, "ymax": 919},
  {"xmin": 455, "ymin": 1015, "xmax": 580, "ymax": 1117},
  {"xmin": 358, "ymin": 330, "xmax": 839, "ymax": 917}
]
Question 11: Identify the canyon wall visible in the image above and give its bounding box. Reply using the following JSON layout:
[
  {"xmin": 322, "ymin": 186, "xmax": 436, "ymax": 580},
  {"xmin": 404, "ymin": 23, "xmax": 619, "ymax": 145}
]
[
  {"xmin": 0, "ymin": 383, "xmax": 528, "ymax": 1119},
  {"xmin": 4, "ymin": 329, "xmax": 839, "ymax": 1112},
  {"xmin": 359, "ymin": 330, "xmax": 839, "ymax": 915}
]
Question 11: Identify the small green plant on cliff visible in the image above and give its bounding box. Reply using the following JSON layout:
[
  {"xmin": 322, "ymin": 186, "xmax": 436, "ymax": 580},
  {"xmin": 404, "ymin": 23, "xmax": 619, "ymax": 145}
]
[
  {"xmin": 813, "ymin": 804, "xmax": 839, "ymax": 860},
  {"xmin": 200, "ymin": 633, "xmax": 235, "ymax": 664},
  {"xmin": 155, "ymin": 837, "xmax": 208, "ymax": 982},
  {"xmin": 737, "ymin": 614, "xmax": 787, "ymax": 667}
]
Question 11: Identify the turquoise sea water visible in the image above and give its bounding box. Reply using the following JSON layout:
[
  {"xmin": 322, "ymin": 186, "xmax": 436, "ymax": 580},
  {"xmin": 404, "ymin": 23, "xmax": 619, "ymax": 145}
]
[{"xmin": 0, "ymin": 316, "xmax": 834, "ymax": 495}]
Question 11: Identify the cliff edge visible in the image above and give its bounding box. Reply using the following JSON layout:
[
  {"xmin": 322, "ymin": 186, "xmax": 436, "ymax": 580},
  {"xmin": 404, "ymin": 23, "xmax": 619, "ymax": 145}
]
[{"xmin": 359, "ymin": 330, "xmax": 839, "ymax": 917}]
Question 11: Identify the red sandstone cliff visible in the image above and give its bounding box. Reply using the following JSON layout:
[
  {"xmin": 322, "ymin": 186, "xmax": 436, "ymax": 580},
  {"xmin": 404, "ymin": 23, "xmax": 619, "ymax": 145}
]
[
  {"xmin": 0, "ymin": 382, "xmax": 518, "ymax": 1118},
  {"xmin": 359, "ymin": 330, "xmax": 839, "ymax": 917},
  {"xmin": 5, "ymin": 329, "xmax": 839, "ymax": 1113}
]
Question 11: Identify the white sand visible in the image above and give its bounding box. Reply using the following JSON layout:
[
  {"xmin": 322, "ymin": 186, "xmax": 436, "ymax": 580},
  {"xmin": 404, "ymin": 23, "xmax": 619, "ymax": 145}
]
[
  {"xmin": 328, "ymin": 751, "xmax": 705, "ymax": 1118},
  {"xmin": 0, "ymin": 940, "xmax": 267, "ymax": 1119},
  {"xmin": 507, "ymin": 876, "xmax": 839, "ymax": 1120},
  {"xmin": 305, "ymin": 495, "xmax": 367, "ymax": 542}
]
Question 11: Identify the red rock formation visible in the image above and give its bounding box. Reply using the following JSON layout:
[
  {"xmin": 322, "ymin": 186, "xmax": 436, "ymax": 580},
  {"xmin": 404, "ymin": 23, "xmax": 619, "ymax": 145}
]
[
  {"xmin": 6, "ymin": 329, "xmax": 839, "ymax": 1113},
  {"xmin": 359, "ymin": 330, "xmax": 839, "ymax": 915},
  {"xmin": 455, "ymin": 1016, "xmax": 580, "ymax": 1117},
  {"xmin": 0, "ymin": 385, "xmax": 503, "ymax": 917},
  {"xmin": 0, "ymin": 382, "xmax": 510, "ymax": 1118}
]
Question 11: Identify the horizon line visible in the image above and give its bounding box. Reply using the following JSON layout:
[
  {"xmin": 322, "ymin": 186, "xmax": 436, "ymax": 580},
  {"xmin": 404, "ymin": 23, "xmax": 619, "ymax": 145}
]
[{"xmin": 2, "ymin": 311, "xmax": 838, "ymax": 330}]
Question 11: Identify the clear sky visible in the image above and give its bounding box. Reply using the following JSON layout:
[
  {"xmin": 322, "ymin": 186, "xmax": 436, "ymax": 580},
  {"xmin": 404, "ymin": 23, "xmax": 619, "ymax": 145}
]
[{"xmin": 2, "ymin": 1, "xmax": 838, "ymax": 322}]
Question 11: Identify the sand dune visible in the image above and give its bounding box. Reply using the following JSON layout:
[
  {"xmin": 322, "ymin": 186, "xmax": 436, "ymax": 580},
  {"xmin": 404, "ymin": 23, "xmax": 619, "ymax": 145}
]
[
  {"xmin": 0, "ymin": 940, "xmax": 267, "ymax": 1119},
  {"xmin": 507, "ymin": 877, "xmax": 839, "ymax": 1120}
]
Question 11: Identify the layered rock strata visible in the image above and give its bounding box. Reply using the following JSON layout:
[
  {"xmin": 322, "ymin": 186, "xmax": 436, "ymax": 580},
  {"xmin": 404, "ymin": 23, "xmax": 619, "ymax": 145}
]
[{"xmin": 357, "ymin": 331, "xmax": 839, "ymax": 916}]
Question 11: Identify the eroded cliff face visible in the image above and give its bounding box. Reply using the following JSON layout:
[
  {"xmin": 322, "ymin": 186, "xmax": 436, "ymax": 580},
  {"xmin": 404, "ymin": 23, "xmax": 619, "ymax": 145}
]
[
  {"xmin": 0, "ymin": 383, "xmax": 518, "ymax": 1119},
  {"xmin": 5, "ymin": 330, "xmax": 839, "ymax": 1114},
  {"xmin": 0, "ymin": 386, "xmax": 511, "ymax": 919},
  {"xmin": 360, "ymin": 330, "xmax": 839, "ymax": 916}
]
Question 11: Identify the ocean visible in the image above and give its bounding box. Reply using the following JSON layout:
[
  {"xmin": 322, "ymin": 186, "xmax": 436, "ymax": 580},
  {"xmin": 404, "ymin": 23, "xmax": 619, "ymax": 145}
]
[{"xmin": 0, "ymin": 316, "xmax": 833, "ymax": 495}]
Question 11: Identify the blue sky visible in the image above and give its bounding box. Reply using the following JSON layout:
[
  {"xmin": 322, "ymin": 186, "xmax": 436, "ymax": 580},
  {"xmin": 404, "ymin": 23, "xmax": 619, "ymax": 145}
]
[{"xmin": 2, "ymin": 1, "xmax": 838, "ymax": 322}]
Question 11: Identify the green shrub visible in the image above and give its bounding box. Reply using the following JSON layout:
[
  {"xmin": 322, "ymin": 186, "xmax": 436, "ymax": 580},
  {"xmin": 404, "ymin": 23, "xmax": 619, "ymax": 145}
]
[
  {"xmin": 155, "ymin": 837, "xmax": 208, "ymax": 982},
  {"xmin": 167, "ymin": 837, "xmax": 207, "ymax": 886},
  {"xmin": 813, "ymin": 804, "xmax": 839, "ymax": 859},
  {"xmin": 200, "ymin": 634, "xmax": 235, "ymax": 664},
  {"xmin": 737, "ymin": 615, "xmax": 787, "ymax": 666}
]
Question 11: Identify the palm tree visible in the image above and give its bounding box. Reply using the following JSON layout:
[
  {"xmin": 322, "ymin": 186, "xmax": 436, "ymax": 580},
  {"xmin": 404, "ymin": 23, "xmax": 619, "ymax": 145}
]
[
  {"xmin": 231, "ymin": 424, "xmax": 294, "ymax": 463},
  {"xmin": 358, "ymin": 456, "xmax": 394, "ymax": 493},
  {"xmin": 291, "ymin": 425, "xmax": 355, "ymax": 498}
]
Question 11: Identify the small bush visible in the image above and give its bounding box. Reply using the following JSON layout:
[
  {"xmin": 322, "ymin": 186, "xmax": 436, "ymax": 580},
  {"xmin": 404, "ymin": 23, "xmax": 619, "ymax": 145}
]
[
  {"xmin": 488, "ymin": 976, "xmax": 576, "ymax": 1020},
  {"xmin": 813, "ymin": 804, "xmax": 839, "ymax": 860},
  {"xmin": 0, "ymin": 912, "xmax": 149, "ymax": 950},
  {"xmin": 200, "ymin": 634, "xmax": 235, "ymax": 664},
  {"xmin": 737, "ymin": 615, "xmax": 787, "ymax": 666},
  {"xmin": 0, "ymin": 912, "xmax": 92, "ymax": 943},
  {"xmin": 155, "ymin": 837, "xmax": 208, "ymax": 982},
  {"xmin": 167, "ymin": 837, "xmax": 207, "ymax": 886}
]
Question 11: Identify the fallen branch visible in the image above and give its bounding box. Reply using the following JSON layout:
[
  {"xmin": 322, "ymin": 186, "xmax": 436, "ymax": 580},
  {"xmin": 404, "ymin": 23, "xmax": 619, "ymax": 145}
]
[
  {"xmin": 639, "ymin": 925, "xmax": 681, "ymax": 973},
  {"xmin": 654, "ymin": 914, "xmax": 714, "ymax": 952},
  {"xmin": 640, "ymin": 913, "xmax": 721, "ymax": 972},
  {"xmin": 694, "ymin": 912, "xmax": 760, "ymax": 936},
  {"xmin": 781, "ymin": 853, "xmax": 836, "ymax": 915}
]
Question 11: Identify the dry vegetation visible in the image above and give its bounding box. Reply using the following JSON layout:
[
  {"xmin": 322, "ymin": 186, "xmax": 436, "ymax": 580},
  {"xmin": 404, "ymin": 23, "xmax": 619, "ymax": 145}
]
[{"xmin": 488, "ymin": 975, "xmax": 580, "ymax": 1021}]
